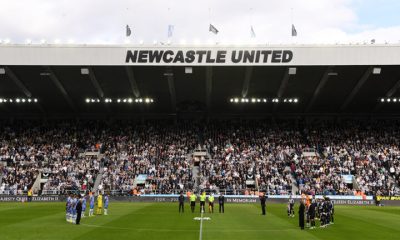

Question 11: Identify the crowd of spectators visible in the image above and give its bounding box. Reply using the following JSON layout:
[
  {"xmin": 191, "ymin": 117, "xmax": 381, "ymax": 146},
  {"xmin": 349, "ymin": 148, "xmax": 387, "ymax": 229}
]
[
  {"xmin": 201, "ymin": 120, "xmax": 299, "ymax": 195},
  {"xmin": 0, "ymin": 119, "xmax": 399, "ymax": 196},
  {"xmin": 99, "ymin": 121, "xmax": 198, "ymax": 194},
  {"xmin": 295, "ymin": 120, "xmax": 400, "ymax": 196},
  {"xmin": 0, "ymin": 121, "xmax": 102, "ymax": 195}
]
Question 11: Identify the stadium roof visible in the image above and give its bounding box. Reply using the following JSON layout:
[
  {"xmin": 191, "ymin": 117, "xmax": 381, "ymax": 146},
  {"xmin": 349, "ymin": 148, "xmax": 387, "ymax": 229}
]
[{"xmin": 0, "ymin": 44, "xmax": 400, "ymax": 118}]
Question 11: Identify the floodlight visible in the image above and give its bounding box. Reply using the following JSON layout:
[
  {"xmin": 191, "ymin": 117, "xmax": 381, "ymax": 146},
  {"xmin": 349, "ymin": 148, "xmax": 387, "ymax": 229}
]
[
  {"xmin": 373, "ymin": 67, "xmax": 381, "ymax": 75},
  {"xmin": 81, "ymin": 68, "xmax": 89, "ymax": 75},
  {"xmin": 185, "ymin": 67, "xmax": 193, "ymax": 74}
]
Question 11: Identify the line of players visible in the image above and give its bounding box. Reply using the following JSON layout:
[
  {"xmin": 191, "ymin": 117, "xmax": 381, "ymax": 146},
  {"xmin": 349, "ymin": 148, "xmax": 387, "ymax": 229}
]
[
  {"xmin": 66, "ymin": 192, "xmax": 110, "ymax": 225},
  {"xmin": 292, "ymin": 195, "xmax": 335, "ymax": 230},
  {"xmin": 178, "ymin": 191, "xmax": 225, "ymax": 214}
]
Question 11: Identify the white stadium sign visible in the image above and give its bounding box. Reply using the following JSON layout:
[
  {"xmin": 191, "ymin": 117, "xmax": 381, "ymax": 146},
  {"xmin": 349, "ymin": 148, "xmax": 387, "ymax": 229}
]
[{"xmin": 0, "ymin": 44, "xmax": 399, "ymax": 66}]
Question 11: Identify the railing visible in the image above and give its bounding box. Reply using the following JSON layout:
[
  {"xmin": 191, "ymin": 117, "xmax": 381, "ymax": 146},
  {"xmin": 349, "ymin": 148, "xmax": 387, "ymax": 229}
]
[
  {"xmin": 100, "ymin": 188, "xmax": 292, "ymax": 196},
  {"xmin": 0, "ymin": 188, "xmax": 290, "ymax": 196}
]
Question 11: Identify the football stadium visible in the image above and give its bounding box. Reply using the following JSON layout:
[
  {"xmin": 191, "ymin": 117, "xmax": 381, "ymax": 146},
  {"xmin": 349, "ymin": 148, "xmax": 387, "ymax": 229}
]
[{"xmin": 1, "ymin": 2, "xmax": 400, "ymax": 240}]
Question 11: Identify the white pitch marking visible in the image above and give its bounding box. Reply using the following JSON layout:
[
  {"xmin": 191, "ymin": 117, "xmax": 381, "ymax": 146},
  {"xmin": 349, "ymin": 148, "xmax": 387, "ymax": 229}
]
[
  {"xmin": 199, "ymin": 211, "xmax": 204, "ymax": 240},
  {"xmin": 194, "ymin": 217, "xmax": 211, "ymax": 221},
  {"xmin": 81, "ymin": 223, "xmax": 297, "ymax": 232}
]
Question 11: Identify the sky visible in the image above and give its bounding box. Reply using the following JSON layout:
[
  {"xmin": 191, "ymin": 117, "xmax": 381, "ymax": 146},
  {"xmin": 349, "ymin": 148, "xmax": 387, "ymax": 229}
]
[{"xmin": 0, "ymin": 0, "xmax": 400, "ymax": 45}]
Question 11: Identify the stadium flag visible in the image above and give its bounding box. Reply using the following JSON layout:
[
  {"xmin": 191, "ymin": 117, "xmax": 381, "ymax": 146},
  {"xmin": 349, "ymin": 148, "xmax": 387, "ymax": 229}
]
[
  {"xmin": 167, "ymin": 25, "xmax": 174, "ymax": 38},
  {"xmin": 250, "ymin": 26, "xmax": 256, "ymax": 38},
  {"xmin": 291, "ymin": 24, "xmax": 297, "ymax": 37},
  {"xmin": 126, "ymin": 25, "xmax": 132, "ymax": 37},
  {"xmin": 209, "ymin": 24, "xmax": 219, "ymax": 34}
]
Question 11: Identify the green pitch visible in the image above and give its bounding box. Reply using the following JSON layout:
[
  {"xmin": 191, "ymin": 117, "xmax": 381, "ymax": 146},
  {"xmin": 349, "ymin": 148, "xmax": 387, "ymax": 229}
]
[{"xmin": 1, "ymin": 202, "xmax": 399, "ymax": 240}]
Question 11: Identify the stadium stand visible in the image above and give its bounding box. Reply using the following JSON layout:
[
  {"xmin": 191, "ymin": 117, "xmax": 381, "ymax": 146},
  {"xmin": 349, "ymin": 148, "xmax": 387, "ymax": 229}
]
[{"xmin": 1, "ymin": 119, "xmax": 399, "ymax": 196}]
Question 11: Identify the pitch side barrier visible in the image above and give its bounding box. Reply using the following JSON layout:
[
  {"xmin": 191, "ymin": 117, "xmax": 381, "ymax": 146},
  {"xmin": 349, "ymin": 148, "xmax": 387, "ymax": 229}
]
[
  {"xmin": 136, "ymin": 194, "xmax": 376, "ymax": 205},
  {"xmin": 1, "ymin": 194, "xmax": 399, "ymax": 206},
  {"xmin": 0, "ymin": 195, "xmax": 61, "ymax": 202}
]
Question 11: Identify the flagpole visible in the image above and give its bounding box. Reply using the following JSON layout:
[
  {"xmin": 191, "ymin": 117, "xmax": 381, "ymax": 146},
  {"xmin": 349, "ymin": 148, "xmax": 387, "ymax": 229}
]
[
  {"xmin": 125, "ymin": 7, "xmax": 129, "ymax": 41},
  {"xmin": 208, "ymin": 8, "xmax": 215, "ymax": 44},
  {"xmin": 250, "ymin": 8, "xmax": 254, "ymax": 41},
  {"xmin": 167, "ymin": 7, "xmax": 171, "ymax": 42},
  {"xmin": 291, "ymin": 8, "xmax": 293, "ymax": 26},
  {"xmin": 291, "ymin": 8, "xmax": 294, "ymax": 43}
]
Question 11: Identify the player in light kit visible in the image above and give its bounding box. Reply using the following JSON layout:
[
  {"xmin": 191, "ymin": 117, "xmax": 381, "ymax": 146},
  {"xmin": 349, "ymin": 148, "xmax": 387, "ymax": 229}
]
[
  {"xmin": 72, "ymin": 195, "xmax": 78, "ymax": 223},
  {"xmin": 104, "ymin": 194, "xmax": 109, "ymax": 215},
  {"xmin": 66, "ymin": 194, "xmax": 72, "ymax": 222},
  {"xmin": 89, "ymin": 192, "xmax": 95, "ymax": 217},
  {"xmin": 81, "ymin": 194, "xmax": 87, "ymax": 217}
]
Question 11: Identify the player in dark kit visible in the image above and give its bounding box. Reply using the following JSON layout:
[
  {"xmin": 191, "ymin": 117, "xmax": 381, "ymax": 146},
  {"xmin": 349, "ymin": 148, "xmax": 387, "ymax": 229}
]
[
  {"xmin": 178, "ymin": 192, "xmax": 185, "ymax": 213},
  {"xmin": 218, "ymin": 193, "xmax": 225, "ymax": 213},
  {"xmin": 318, "ymin": 199, "xmax": 325, "ymax": 227},
  {"xmin": 316, "ymin": 199, "xmax": 322, "ymax": 220},
  {"xmin": 287, "ymin": 196, "xmax": 295, "ymax": 217},
  {"xmin": 308, "ymin": 199, "xmax": 317, "ymax": 229},
  {"xmin": 320, "ymin": 198, "xmax": 331, "ymax": 228},
  {"xmin": 259, "ymin": 193, "xmax": 267, "ymax": 215},
  {"xmin": 325, "ymin": 198, "xmax": 332, "ymax": 225}
]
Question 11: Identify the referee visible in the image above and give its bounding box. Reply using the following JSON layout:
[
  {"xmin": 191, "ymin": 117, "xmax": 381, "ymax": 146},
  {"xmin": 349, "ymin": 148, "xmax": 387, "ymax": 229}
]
[
  {"xmin": 190, "ymin": 192, "xmax": 197, "ymax": 213},
  {"xmin": 208, "ymin": 193, "xmax": 215, "ymax": 213},
  {"xmin": 199, "ymin": 191, "xmax": 206, "ymax": 213}
]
